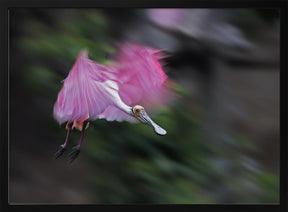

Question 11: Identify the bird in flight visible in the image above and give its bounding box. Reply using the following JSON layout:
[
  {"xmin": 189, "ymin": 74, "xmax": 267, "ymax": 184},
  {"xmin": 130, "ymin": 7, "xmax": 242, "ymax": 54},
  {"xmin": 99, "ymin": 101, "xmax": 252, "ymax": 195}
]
[{"xmin": 53, "ymin": 43, "xmax": 172, "ymax": 163}]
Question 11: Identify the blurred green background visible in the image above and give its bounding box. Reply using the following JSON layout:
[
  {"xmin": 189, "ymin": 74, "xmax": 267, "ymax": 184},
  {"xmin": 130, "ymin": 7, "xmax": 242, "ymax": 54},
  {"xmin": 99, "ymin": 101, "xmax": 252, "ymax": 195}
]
[{"xmin": 9, "ymin": 9, "xmax": 279, "ymax": 204}]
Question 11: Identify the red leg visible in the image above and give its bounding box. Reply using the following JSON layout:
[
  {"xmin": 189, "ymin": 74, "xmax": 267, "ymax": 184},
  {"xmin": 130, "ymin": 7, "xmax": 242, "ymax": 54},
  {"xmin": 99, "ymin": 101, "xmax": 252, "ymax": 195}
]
[
  {"xmin": 55, "ymin": 121, "xmax": 73, "ymax": 159},
  {"xmin": 68, "ymin": 120, "xmax": 89, "ymax": 164}
]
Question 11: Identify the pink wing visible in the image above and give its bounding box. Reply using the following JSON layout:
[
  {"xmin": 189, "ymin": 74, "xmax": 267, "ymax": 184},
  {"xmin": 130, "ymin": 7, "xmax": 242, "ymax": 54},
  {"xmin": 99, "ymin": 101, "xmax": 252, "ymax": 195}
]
[
  {"xmin": 53, "ymin": 50, "xmax": 116, "ymax": 124},
  {"xmin": 117, "ymin": 43, "xmax": 168, "ymax": 106},
  {"xmin": 99, "ymin": 43, "xmax": 172, "ymax": 122}
]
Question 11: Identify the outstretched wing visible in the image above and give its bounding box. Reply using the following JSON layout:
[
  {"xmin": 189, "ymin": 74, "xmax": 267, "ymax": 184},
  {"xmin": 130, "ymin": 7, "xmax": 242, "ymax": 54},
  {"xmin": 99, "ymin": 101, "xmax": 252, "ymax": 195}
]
[
  {"xmin": 99, "ymin": 43, "xmax": 172, "ymax": 122},
  {"xmin": 117, "ymin": 43, "xmax": 168, "ymax": 106},
  {"xmin": 53, "ymin": 50, "xmax": 116, "ymax": 124}
]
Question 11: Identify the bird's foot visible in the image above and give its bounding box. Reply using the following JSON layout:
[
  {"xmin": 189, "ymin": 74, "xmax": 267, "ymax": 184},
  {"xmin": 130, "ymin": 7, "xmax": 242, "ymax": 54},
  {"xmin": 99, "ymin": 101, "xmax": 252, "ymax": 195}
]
[
  {"xmin": 55, "ymin": 144, "xmax": 66, "ymax": 159},
  {"xmin": 68, "ymin": 146, "xmax": 81, "ymax": 164}
]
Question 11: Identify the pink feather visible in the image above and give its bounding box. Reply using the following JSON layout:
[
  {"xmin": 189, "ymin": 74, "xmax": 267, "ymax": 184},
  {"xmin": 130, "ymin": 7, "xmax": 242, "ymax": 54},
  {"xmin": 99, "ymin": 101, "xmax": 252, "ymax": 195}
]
[
  {"xmin": 99, "ymin": 43, "xmax": 172, "ymax": 122},
  {"xmin": 53, "ymin": 49, "xmax": 116, "ymax": 124}
]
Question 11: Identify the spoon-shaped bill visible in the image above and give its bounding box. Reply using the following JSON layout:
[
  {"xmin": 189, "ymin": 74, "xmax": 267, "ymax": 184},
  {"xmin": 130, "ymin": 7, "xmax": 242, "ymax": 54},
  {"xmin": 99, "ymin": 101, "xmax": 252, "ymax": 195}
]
[{"xmin": 139, "ymin": 110, "xmax": 167, "ymax": 135}]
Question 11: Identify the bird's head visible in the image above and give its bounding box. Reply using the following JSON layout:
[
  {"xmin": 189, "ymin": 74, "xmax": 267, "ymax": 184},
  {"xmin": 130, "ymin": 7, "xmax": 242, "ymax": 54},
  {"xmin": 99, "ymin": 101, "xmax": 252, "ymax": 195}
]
[{"xmin": 131, "ymin": 105, "xmax": 167, "ymax": 136}]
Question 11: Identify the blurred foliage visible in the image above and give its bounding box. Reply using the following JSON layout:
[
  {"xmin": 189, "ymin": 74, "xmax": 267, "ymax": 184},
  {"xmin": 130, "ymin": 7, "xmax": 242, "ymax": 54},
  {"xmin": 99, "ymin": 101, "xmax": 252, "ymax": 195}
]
[
  {"xmin": 83, "ymin": 102, "xmax": 279, "ymax": 203},
  {"xmin": 14, "ymin": 9, "xmax": 279, "ymax": 204}
]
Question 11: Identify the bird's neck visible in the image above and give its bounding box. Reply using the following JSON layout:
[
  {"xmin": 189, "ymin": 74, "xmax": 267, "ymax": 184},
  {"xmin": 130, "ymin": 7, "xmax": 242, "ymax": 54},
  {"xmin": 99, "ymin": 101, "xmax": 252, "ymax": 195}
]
[
  {"xmin": 120, "ymin": 104, "xmax": 133, "ymax": 115},
  {"xmin": 113, "ymin": 100, "xmax": 133, "ymax": 115},
  {"xmin": 104, "ymin": 80, "xmax": 133, "ymax": 115}
]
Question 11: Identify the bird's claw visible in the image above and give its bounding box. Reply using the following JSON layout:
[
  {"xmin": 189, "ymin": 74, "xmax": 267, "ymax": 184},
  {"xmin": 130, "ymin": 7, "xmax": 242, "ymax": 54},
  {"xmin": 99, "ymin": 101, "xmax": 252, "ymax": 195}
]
[
  {"xmin": 55, "ymin": 145, "xmax": 66, "ymax": 159},
  {"xmin": 68, "ymin": 146, "xmax": 81, "ymax": 164}
]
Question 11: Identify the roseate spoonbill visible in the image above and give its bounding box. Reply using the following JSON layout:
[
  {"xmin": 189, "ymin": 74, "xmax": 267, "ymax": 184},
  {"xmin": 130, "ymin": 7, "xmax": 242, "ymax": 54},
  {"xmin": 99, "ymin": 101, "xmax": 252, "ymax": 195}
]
[{"xmin": 53, "ymin": 43, "xmax": 171, "ymax": 163}]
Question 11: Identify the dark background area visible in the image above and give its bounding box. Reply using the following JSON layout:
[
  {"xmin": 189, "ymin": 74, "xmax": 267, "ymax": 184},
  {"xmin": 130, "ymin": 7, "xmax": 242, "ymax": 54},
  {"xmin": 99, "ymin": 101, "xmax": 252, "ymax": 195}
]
[{"xmin": 9, "ymin": 9, "xmax": 279, "ymax": 204}]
